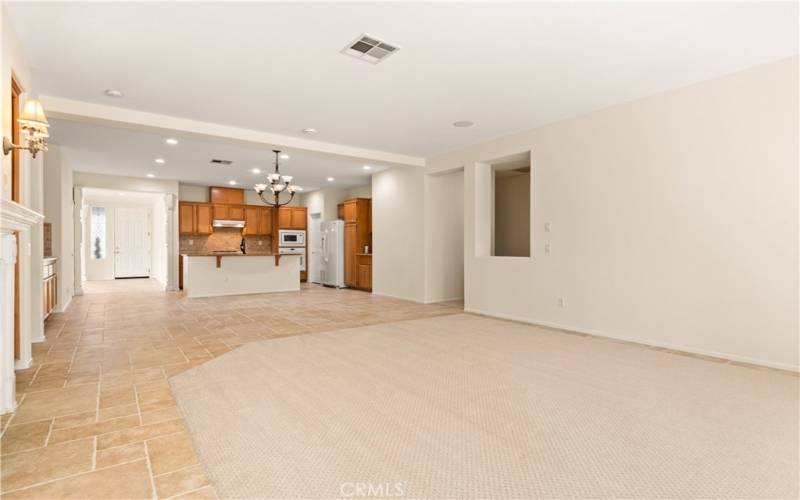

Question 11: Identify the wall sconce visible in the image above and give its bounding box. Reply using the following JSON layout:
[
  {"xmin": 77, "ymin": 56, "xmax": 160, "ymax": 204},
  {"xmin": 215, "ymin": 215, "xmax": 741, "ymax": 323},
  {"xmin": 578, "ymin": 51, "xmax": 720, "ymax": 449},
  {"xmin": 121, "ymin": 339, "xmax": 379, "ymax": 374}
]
[{"xmin": 3, "ymin": 99, "xmax": 49, "ymax": 159}]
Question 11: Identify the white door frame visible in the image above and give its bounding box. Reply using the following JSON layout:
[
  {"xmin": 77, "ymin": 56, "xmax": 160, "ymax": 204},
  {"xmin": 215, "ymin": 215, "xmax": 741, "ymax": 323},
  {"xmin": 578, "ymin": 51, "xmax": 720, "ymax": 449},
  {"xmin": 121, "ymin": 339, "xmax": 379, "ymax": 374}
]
[{"xmin": 309, "ymin": 213, "xmax": 322, "ymax": 283}]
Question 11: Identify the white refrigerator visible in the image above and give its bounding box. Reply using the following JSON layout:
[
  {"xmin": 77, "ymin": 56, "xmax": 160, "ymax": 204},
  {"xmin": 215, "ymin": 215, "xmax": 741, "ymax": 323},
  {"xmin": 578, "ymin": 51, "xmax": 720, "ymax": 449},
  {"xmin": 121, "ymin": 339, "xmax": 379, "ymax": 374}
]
[{"xmin": 320, "ymin": 220, "xmax": 345, "ymax": 288}]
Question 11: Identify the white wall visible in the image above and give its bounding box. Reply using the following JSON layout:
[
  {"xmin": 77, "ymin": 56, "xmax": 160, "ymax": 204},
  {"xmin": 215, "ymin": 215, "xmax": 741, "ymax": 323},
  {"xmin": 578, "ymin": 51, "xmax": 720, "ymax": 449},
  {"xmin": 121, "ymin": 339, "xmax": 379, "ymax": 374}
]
[
  {"xmin": 42, "ymin": 145, "xmax": 74, "ymax": 312},
  {"xmin": 151, "ymin": 196, "xmax": 168, "ymax": 286},
  {"xmin": 372, "ymin": 168, "xmax": 425, "ymax": 302},
  {"xmin": 426, "ymin": 56, "xmax": 799, "ymax": 370},
  {"xmin": 346, "ymin": 184, "xmax": 372, "ymax": 199},
  {"xmin": 178, "ymin": 184, "xmax": 208, "ymax": 202},
  {"xmin": 424, "ymin": 169, "xmax": 464, "ymax": 303}
]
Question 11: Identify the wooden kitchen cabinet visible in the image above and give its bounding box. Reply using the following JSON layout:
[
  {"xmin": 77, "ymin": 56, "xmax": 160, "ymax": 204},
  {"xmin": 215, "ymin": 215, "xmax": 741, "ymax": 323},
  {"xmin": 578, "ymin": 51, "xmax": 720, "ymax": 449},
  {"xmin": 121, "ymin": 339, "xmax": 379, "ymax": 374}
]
[
  {"xmin": 244, "ymin": 206, "xmax": 273, "ymax": 236},
  {"xmin": 179, "ymin": 203, "xmax": 195, "ymax": 234},
  {"xmin": 278, "ymin": 207, "xmax": 292, "ymax": 228},
  {"xmin": 290, "ymin": 208, "xmax": 306, "ymax": 228},
  {"xmin": 179, "ymin": 202, "xmax": 212, "ymax": 235},
  {"xmin": 278, "ymin": 207, "xmax": 307, "ymax": 229},
  {"xmin": 43, "ymin": 259, "xmax": 57, "ymax": 320},
  {"xmin": 209, "ymin": 186, "xmax": 244, "ymax": 205},
  {"xmin": 356, "ymin": 254, "xmax": 372, "ymax": 291},
  {"xmin": 344, "ymin": 223, "xmax": 357, "ymax": 286},
  {"xmin": 228, "ymin": 205, "xmax": 244, "ymax": 220},
  {"xmin": 213, "ymin": 204, "xmax": 243, "ymax": 220},
  {"xmin": 259, "ymin": 207, "xmax": 273, "ymax": 235},
  {"xmin": 195, "ymin": 204, "xmax": 213, "ymax": 234},
  {"xmin": 342, "ymin": 198, "xmax": 371, "ymax": 290}
]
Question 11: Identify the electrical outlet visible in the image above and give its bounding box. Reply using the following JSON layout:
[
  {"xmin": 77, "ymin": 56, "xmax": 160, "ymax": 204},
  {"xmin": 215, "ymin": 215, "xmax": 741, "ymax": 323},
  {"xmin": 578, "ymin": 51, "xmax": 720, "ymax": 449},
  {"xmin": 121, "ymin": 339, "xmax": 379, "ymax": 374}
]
[
  {"xmin": 189, "ymin": 240, "xmax": 194, "ymax": 245},
  {"xmin": 544, "ymin": 222, "xmax": 552, "ymax": 232},
  {"xmin": 258, "ymin": 241, "xmax": 263, "ymax": 246},
  {"xmin": 544, "ymin": 243, "xmax": 551, "ymax": 254},
  {"xmin": 558, "ymin": 298, "xmax": 565, "ymax": 308}
]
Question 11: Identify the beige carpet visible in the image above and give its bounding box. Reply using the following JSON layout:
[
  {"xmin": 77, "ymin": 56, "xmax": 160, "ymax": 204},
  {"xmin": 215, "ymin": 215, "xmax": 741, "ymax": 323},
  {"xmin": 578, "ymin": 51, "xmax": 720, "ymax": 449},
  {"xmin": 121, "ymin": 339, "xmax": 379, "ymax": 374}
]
[{"xmin": 170, "ymin": 314, "xmax": 799, "ymax": 499}]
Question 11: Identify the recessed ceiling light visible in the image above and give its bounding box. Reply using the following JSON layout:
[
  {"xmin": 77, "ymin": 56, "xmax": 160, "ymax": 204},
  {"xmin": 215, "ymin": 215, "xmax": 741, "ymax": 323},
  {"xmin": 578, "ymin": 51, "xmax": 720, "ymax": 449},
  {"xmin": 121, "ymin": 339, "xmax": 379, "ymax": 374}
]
[
  {"xmin": 302, "ymin": 128, "xmax": 318, "ymax": 135},
  {"xmin": 105, "ymin": 89, "xmax": 123, "ymax": 97},
  {"xmin": 146, "ymin": 173, "xmax": 155, "ymax": 178},
  {"xmin": 452, "ymin": 120, "xmax": 475, "ymax": 128},
  {"xmin": 154, "ymin": 158, "xmax": 165, "ymax": 164},
  {"xmin": 228, "ymin": 180, "xmax": 237, "ymax": 185},
  {"xmin": 165, "ymin": 138, "xmax": 178, "ymax": 145},
  {"xmin": 363, "ymin": 165, "xmax": 371, "ymax": 170},
  {"xmin": 251, "ymin": 168, "xmax": 261, "ymax": 174},
  {"xmin": 280, "ymin": 153, "xmax": 290, "ymax": 160},
  {"xmin": 327, "ymin": 177, "xmax": 335, "ymax": 182}
]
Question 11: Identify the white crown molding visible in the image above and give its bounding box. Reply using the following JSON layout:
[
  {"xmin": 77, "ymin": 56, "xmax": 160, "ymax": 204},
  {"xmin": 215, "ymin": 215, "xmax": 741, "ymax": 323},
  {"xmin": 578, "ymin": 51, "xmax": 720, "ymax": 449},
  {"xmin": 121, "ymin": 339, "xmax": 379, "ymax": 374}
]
[
  {"xmin": 40, "ymin": 95, "xmax": 426, "ymax": 168},
  {"xmin": 1, "ymin": 199, "xmax": 44, "ymax": 235}
]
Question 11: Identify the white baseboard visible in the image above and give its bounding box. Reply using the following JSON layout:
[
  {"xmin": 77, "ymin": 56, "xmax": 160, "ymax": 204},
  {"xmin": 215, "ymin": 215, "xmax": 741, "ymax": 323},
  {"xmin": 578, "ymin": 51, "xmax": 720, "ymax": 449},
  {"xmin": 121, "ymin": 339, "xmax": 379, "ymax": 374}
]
[
  {"xmin": 371, "ymin": 290, "xmax": 426, "ymax": 304},
  {"xmin": 55, "ymin": 295, "xmax": 72, "ymax": 313},
  {"xmin": 14, "ymin": 357, "xmax": 32, "ymax": 370},
  {"xmin": 185, "ymin": 287, "xmax": 300, "ymax": 299},
  {"xmin": 424, "ymin": 296, "xmax": 464, "ymax": 305},
  {"xmin": 464, "ymin": 307, "xmax": 799, "ymax": 373}
]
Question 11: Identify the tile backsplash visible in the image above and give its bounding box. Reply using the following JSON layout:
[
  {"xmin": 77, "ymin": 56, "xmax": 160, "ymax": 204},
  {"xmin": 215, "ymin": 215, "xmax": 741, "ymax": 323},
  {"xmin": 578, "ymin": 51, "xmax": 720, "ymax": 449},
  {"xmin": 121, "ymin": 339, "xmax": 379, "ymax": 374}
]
[
  {"xmin": 179, "ymin": 228, "xmax": 271, "ymax": 255},
  {"xmin": 43, "ymin": 223, "xmax": 53, "ymax": 257}
]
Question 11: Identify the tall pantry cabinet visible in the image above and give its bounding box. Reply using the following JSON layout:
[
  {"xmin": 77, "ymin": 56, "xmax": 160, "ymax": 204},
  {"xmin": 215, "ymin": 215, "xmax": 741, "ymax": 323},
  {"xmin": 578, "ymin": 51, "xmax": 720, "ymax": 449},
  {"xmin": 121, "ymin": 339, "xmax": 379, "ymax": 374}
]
[{"xmin": 342, "ymin": 198, "xmax": 371, "ymax": 291}]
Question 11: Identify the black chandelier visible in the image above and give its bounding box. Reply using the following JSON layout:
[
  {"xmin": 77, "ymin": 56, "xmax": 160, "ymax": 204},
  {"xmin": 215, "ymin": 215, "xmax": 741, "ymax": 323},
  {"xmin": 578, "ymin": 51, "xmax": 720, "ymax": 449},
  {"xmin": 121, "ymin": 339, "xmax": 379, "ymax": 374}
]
[{"xmin": 254, "ymin": 150, "xmax": 302, "ymax": 207}]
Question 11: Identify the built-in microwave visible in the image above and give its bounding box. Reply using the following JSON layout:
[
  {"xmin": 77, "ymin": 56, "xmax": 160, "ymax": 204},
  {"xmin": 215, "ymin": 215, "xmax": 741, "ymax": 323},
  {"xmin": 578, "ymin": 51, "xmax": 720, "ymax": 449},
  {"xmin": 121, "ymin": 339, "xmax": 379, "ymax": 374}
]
[{"xmin": 278, "ymin": 229, "xmax": 306, "ymax": 247}]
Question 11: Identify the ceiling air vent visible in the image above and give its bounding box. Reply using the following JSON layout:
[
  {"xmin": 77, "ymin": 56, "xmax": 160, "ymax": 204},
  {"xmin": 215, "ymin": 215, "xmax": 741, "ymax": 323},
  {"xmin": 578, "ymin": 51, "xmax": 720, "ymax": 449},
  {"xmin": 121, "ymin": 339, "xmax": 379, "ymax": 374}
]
[
  {"xmin": 210, "ymin": 159, "xmax": 233, "ymax": 165},
  {"xmin": 341, "ymin": 34, "xmax": 399, "ymax": 64}
]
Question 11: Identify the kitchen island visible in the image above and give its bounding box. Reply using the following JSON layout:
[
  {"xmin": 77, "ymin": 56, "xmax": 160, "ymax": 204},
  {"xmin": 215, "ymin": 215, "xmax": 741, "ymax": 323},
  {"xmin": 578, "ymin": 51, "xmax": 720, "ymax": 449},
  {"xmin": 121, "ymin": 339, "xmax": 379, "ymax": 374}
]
[{"xmin": 181, "ymin": 254, "xmax": 300, "ymax": 298}]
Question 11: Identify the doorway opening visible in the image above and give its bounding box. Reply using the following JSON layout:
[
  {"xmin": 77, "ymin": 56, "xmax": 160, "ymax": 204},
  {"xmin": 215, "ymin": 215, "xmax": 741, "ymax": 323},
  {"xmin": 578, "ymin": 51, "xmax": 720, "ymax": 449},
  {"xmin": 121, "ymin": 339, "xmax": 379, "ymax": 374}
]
[
  {"xmin": 308, "ymin": 212, "xmax": 322, "ymax": 283},
  {"xmin": 80, "ymin": 188, "xmax": 169, "ymax": 285}
]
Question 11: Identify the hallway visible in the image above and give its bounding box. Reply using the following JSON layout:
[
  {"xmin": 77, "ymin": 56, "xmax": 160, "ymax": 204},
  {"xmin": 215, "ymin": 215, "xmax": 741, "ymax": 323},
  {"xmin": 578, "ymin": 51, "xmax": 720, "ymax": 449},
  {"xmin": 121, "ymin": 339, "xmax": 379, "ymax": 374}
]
[{"xmin": 1, "ymin": 281, "xmax": 462, "ymax": 498}]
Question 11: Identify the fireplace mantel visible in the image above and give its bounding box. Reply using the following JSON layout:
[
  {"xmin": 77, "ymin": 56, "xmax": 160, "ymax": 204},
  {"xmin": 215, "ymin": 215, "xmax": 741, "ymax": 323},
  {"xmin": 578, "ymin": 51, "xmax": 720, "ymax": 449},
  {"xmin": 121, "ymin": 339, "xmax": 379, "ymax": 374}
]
[
  {"xmin": 1, "ymin": 198, "xmax": 44, "ymax": 414},
  {"xmin": 1, "ymin": 198, "xmax": 44, "ymax": 234}
]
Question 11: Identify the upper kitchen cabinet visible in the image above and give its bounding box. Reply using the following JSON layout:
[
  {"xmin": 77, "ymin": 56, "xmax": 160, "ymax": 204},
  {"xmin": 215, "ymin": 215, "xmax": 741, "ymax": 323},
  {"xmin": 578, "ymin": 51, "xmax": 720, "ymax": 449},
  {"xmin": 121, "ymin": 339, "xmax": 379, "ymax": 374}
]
[
  {"xmin": 179, "ymin": 203, "xmax": 195, "ymax": 234},
  {"xmin": 209, "ymin": 186, "xmax": 244, "ymax": 205},
  {"xmin": 179, "ymin": 202, "xmax": 213, "ymax": 235},
  {"xmin": 278, "ymin": 207, "xmax": 307, "ymax": 229},
  {"xmin": 244, "ymin": 206, "xmax": 273, "ymax": 236},
  {"xmin": 213, "ymin": 204, "xmax": 244, "ymax": 220},
  {"xmin": 196, "ymin": 204, "xmax": 213, "ymax": 234},
  {"xmin": 258, "ymin": 207, "xmax": 273, "ymax": 235},
  {"xmin": 343, "ymin": 198, "xmax": 370, "ymax": 225}
]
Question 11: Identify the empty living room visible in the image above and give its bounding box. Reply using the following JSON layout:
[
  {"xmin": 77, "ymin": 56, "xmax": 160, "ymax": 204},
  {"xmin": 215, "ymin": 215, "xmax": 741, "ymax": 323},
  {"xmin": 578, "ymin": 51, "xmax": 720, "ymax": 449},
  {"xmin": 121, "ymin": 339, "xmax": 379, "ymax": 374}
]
[{"xmin": 0, "ymin": 2, "xmax": 797, "ymax": 499}]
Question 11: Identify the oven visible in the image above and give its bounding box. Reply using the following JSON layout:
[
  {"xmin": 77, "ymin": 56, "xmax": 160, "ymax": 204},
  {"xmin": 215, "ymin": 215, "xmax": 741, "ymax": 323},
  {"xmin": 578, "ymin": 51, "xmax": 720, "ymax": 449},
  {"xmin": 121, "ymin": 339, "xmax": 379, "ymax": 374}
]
[{"xmin": 278, "ymin": 229, "xmax": 306, "ymax": 247}]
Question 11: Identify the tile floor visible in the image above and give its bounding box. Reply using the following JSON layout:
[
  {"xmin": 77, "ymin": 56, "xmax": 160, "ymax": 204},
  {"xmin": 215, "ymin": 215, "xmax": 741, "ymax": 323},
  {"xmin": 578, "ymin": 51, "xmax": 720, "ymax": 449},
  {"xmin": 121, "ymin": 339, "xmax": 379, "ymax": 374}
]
[{"xmin": 1, "ymin": 279, "xmax": 462, "ymax": 499}]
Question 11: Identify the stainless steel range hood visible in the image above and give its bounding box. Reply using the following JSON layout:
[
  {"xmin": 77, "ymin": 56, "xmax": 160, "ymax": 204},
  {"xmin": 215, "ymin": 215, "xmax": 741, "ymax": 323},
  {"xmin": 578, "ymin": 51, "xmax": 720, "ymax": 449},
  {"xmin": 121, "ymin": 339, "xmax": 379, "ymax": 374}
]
[{"xmin": 212, "ymin": 219, "xmax": 245, "ymax": 228}]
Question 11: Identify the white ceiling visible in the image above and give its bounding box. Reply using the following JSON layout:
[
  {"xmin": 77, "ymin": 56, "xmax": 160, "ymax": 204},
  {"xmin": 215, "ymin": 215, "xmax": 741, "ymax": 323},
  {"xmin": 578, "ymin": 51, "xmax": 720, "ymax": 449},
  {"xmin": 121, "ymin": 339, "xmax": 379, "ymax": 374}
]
[
  {"xmin": 50, "ymin": 119, "xmax": 382, "ymax": 190},
  {"xmin": 7, "ymin": 2, "xmax": 798, "ymax": 158}
]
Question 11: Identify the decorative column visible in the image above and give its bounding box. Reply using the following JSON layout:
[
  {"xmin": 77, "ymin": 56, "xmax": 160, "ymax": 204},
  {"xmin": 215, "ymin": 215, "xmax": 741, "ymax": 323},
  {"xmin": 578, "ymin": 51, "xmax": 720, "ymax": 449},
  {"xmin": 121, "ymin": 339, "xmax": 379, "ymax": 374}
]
[
  {"xmin": 164, "ymin": 193, "xmax": 177, "ymax": 291},
  {"xmin": 0, "ymin": 199, "xmax": 44, "ymax": 414},
  {"xmin": 73, "ymin": 186, "xmax": 84, "ymax": 296}
]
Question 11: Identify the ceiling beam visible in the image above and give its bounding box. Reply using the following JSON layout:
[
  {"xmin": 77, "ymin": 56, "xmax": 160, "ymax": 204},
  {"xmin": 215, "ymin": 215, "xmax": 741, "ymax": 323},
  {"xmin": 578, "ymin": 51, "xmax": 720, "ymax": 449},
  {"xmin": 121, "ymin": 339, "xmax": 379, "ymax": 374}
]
[{"xmin": 40, "ymin": 95, "xmax": 426, "ymax": 168}]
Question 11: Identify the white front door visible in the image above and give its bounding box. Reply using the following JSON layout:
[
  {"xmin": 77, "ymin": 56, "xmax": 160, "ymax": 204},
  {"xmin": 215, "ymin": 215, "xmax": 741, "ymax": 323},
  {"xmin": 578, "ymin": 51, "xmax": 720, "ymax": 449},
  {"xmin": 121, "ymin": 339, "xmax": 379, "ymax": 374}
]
[
  {"xmin": 309, "ymin": 213, "xmax": 322, "ymax": 283},
  {"xmin": 114, "ymin": 207, "xmax": 150, "ymax": 278}
]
